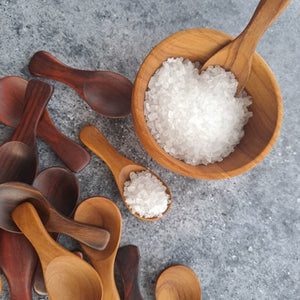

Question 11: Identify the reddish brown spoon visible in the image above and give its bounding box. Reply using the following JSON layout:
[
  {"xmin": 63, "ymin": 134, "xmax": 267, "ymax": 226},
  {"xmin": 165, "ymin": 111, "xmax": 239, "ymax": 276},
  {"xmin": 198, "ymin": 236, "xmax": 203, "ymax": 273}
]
[
  {"xmin": 32, "ymin": 166, "xmax": 80, "ymax": 296},
  {"xmin": 29, "ymin": 50, "xmax": 133, "ymax": 118},
  {"xmin": 0, "ymin": 182, "xmax": 110, "ymax": 250},
  {"xmin": 116, "ymin": 245, "xmax": 143, "ymax": 300},
  {"xmin": 0, "ymin": 79, "xmax": 53, "ymax": 184},
  {"xmin": 0, "ymin": 76, "xmax": 90, "ymax": 172}
]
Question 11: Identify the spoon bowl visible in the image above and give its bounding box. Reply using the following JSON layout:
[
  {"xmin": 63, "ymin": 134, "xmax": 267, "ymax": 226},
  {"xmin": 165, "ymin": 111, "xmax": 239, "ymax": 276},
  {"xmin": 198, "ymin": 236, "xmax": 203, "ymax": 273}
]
[
  {"xmin": 155, "ymin": 265, "xmax": 201, "ymax": 300},
  {"xmin": 74, "ymin": 196, "xmax": 122, "ymax": 300},
  {"xmin": 29, "ymin": 51, "xmax": 133, "ymax": 118},
  {"xmin": 79, "ymin": 125, "xmax": 172, "ymax": 221},
  {"xmin": 12, "ymin": 202, "xmax": 103, "ymax": 300},
  {"xmin": 0, "ymin": 76, "xmax": 90, "ymax": 172},
  {"xmin": 131, "ymin": 28, "xmax": 283, "ymax": 179}
]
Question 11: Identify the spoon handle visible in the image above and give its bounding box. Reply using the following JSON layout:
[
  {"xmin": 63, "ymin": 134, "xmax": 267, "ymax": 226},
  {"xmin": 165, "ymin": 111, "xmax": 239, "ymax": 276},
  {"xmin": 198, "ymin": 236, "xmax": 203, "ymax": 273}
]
[
  {"xmin": 116, "ymin": 245, "xmax": 143, "ymax": 300},
  {"xmin": 11, "ymin": 79, "xmax": 53, "ymax": 147},
  {"xmin": 29, "ymin": 51, "xmax": 89, "ymax": 94},
  {"xmin": 237, "ymin": 0, "xmax": 291, "ymax": 53},
  {"xmin": 46, "ymin": 207, "xmax": 110, "ymax": 251},
  {"xmin": 37, "ymin": 112, "xmax": 91, "ymax": 172},
  {"xmin": 80, "ymin": 125, "xmax": 133, "ymax": 174}
]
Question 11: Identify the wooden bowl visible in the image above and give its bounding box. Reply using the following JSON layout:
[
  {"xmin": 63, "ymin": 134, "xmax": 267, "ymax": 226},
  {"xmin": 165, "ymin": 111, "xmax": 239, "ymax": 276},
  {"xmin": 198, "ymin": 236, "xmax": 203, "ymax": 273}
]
[{"xmin": 132, "ymin": 28, "xmax": 282, "ymax": 179}]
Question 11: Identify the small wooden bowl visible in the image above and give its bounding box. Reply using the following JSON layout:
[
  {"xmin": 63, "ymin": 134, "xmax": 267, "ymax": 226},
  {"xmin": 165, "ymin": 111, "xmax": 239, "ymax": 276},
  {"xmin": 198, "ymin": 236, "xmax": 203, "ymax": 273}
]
[{"xmin": 132, "ymin": 28, "xmax": 283, "ymax": 179}]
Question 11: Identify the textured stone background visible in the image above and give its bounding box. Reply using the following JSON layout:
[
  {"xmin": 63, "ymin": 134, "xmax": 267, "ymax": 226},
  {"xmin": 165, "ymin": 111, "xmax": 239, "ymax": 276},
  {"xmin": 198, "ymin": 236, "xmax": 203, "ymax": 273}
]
[{"xmin": 0, "ymin": 0, "xmax": 299, "ymax": 299}]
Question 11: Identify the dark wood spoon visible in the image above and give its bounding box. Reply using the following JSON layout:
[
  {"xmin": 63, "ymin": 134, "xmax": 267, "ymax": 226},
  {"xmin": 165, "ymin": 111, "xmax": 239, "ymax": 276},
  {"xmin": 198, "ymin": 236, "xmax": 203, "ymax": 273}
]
[
  {"xmin": 0, "ymin": 182, "xmax": 110, "ymax": 250},
  {"xmin": 0, "ymin": 76, "xmax": 90, "ymax": 172},
  {"xmin": 116, "ymin": 245, "xmax": 143, "ymax": 300},
  {"xmin": 29, "ymin": 51, "xmax": 133, "ymax": 118},
  {"xmin": 32, "ymin": 166, "xmax": 80, "ymax": 296},
  {"xmin": 0, "ymin": 79, "xmax": 53, "ymax": 184}
]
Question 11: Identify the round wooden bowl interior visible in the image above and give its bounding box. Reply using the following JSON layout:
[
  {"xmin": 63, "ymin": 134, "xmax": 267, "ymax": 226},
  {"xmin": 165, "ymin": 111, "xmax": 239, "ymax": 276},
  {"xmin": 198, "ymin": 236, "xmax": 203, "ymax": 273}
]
[{"xmin": 132, "ymin": 28, "xmax": 282, "ymax": 179}]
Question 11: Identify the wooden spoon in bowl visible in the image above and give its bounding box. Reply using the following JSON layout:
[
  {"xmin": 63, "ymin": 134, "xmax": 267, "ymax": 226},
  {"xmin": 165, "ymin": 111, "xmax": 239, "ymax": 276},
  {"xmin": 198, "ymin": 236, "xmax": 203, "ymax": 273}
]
[
  {"xmin": 79, "ymin": 125, "xmax": 172, "ymax": 221},
  {"xmin": 155, "ymin": 265, "xmax": 201, "ymax": 300},
  {"xmin": 116, "ymin": 245, "xmax": 143, "ymax": 300},
  {"xmin": 12, "ymin": 202, "xmax": 103, "ymax": 300},
  {"xmin": 0, "ymin": 76, "xmax": 90, "ymax": 172},
  {"xmin": 0, "ymin": 79, "xmax": 53, "ymax": 184},
  {"xmin": 29, "ymin": 51, "xmax": 133, "ymax": 118},
  {"xmin": 200, "ymin": 0, "xmax": 291, "ymax": 96},
  {"xmin": 32, "ymin": 167, "xmax": 80, "ymax": 296},
  {"xmin": 0, "ymin": 182, "xmax": 109, "ymax": 250},
  {"xmin": 74, "ymin": 196, "xmax": 122, "ymax": 300}
]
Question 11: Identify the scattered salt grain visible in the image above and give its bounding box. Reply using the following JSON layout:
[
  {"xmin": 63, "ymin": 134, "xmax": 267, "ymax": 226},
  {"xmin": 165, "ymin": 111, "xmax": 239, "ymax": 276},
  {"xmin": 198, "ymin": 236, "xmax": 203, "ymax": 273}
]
[
  {"xmin": 144, "ymin": 57, "xmax": 253, "ymax": 165},
  {"xmin": 123, "ymin": 170, "xmax": 170, "ymax": 219}
]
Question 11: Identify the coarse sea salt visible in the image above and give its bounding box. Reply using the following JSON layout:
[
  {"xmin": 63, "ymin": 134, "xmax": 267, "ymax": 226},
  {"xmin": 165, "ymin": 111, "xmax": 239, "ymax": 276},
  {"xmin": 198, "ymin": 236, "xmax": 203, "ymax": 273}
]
[
  {"xmin": 123, "ymin": 170, "xmax": 170, "ymax": 219},
  {"xmin": 144, "ymin": 57, "xmax": 253, "ymax": 165}
]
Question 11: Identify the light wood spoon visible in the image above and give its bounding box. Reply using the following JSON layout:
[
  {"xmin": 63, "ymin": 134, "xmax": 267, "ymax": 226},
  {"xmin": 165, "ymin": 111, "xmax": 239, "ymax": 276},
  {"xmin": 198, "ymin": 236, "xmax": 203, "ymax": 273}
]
[
  {"xmin": 201, "ymin": 0, "xmax": 291, "ymax": 95},
  {"xmin": 12, "ymin": 202, "xmax": 103, "ymax": 300},
  {"xmin": 79, "ymin": 125, "xmax": 172, "ymax": 221},
  {"xmin": 0, "ymin": 182, "xmax": 109, "ymax": 250},
  {"xmin": 74, "ymin": 196, "xmax": 122, "ymax": 300},
  {"xmin": 155, "ymin": 265, "xmax": 201, "ymax": 300},
  {"xmin": 29, "ymin": 51, "xmax": 133, "ymax": 118}
]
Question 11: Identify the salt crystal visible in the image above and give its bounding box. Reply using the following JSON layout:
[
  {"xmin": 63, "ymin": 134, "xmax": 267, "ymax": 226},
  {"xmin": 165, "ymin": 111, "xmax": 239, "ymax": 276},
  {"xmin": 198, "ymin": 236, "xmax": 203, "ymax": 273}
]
[
  {"xmin": 144, "ymin": 57, "xmax": 253, "ymax": 165},
  {"xmin": 123, "ymin": 170, "xmax": 170, "ymax": 218}
]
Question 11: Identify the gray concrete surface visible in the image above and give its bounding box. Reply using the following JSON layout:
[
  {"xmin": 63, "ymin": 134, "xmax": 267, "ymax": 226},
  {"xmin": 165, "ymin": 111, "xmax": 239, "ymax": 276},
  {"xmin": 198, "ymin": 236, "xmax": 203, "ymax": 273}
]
[{"xmin": 0, "ymin": 0, "xmax": 299, "ymax": 299}]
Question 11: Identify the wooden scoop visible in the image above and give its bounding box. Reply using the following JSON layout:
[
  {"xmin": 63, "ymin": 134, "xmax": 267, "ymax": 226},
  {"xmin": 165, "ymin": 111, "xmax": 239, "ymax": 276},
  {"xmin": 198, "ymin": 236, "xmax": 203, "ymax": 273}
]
[
  {"xmin": 12, "ymin": 202, "xmax": 103, "ymax": 300},
  {"xmin": 201, "ymin": 0, "xmax": 291, "ymax": 96},
  {"xmin": 155, "ymin": 265, "xmax": 201, "ymax": 300},
  {"xmin": 32, "ymin": 167, "xmax": 80, "ymax": 296},
  {"xmin": 0, "ymin": 76, "xmax": 90, "ymax": 172},
  {"xmin": 74, "ymin": 197, "xmax": 122, "ymax": 300},
  {"xmin": 116, "ymin": 245, "xmax": 143, "ymax": 300},
  {"xmin": 0, "ymin": 182, "xmax": 109, "ymax": 250},
  {"xmin": 29, "ymin": 50, "xmax": 133, "ymax": 118},
  {"xmin": 0, "ymin": 79, "xmax": 53, "ymax": 184},
  {"xmin": 79, "ymin": 125, "xmax": 172, "ymax": 221}
]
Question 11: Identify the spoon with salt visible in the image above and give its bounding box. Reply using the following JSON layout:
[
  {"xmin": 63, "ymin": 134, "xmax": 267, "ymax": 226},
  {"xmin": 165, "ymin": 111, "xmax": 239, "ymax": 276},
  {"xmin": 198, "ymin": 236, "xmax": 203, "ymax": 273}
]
[
  {"xmin": 200, "ymin": 0, "xmax": 291, "ymax": 96},
  {"xmin": 12, "ymin": 202, "xmax": 103, "ymax": 300},
  {"xmin": 74, "ymin": 196, "xmax": 122, "ymax": 300},
  {"xmin": 79, "ymin": 125, "xmax": 172, "ymax": 221},
  {"xmin": 0, "ymin": 76, "xmax": 90, "ymax": 172},
  {"xmin": 29, "ymin": 50, "xmax": 133, "ymax": 118},
  {"xmin": 0, "ymin": 182, "xmax": 109, "ymax": 250},
  {"xmin": 155, "ymin": 265, "xmax": 201, "ymax": 300},
  {"xmin": 0, "ymin": 79, "xmax": 53, "ymax": 184},
  {"xmin": 32, "ymin": 167, "xmax": 80, "ymax": 296},
  {"xmin": 116, "ymin": 245, "xmax": 143, "ymax": 300}
]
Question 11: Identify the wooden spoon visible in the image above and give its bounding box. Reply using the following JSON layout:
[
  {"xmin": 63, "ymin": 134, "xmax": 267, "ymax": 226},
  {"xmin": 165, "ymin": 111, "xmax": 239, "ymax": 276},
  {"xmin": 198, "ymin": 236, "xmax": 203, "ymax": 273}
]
[
  {"xmin": 74, "ymin": 196, "xmax": 122, "ymax": 300},
  {"xmin": 32, "ymin": 166, "xmax": 80, "ymax": 296},
  {"xmin": 201, "ymin": 0, "xmax": 291, "ymax": 96},
  {"xmin": 0, "ymin": 79, "xmax": 53, "ymax": 184},
  {"xmin": 116, "ymin": 245, "xmax": 143, "ymax": 300},
  {"xmin": 79, "ymin": 125, "xmax": 172, "ymax": 221},
  {"xmin": 29, "ymin": 50, "xmax": 133, "ymax": 118},
  {"xmin": 0, "ymin": 76, "xmax": 90, "ymax": 172},
  {"xmin": 155, "ymin": 265, "xmax": 201, "ymax": 300},
  {"xmin": 12, "ymin": 202, "xmax": 103, "ymax": 300},
  {"xmin": 0, "ymin": 182, "xmax": 109, "ymax": 250}
]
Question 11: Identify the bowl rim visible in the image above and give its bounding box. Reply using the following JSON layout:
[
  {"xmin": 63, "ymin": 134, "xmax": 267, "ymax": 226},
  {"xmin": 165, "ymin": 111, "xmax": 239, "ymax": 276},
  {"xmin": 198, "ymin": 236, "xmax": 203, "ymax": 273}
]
[{"xmin": 131, "ymin": 28, "xmax": 283, "ymax": 179}]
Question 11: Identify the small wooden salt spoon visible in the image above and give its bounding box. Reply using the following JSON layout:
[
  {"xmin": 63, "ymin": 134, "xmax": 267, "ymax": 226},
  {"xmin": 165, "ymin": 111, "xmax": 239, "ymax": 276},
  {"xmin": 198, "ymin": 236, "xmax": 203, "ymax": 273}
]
[
  {"xmin": 116, "ymin": 245, "xmax": 143, "ymax": 300},
  {"xmin": 0, "ymin": 76, "xmax": 90, "ymax": 172},
  {"xmin": 79, "ymin": 125, "xmax": 172, "ymax": 221},
  {"xmin": 0, "ymin": 79, "xmax": 53, "ymax": 184},
  {"xmin": 155, "ymin": 265, "xmax": 201, "ymax": 300},
  {"xmin": 0, "ymin": 182, "xmax": 110, "ymax": 250},
  {"xmin": 32, "ymin": 167, "xmax": 80, "ymax": 296},
  {"xmin": 201, "ymin": 0, "xmax": 291, "ymax": 96},
  {"xmin": 29, "ymin": 50, "xmax": 133, "ymax": 118},
  {"xmin": 74, "ymin": 197, "xmax": 122, "ymax": 300},
  {"xmin": 12, "ymin": 202, "xmax": 103, "ymax": 300}
]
